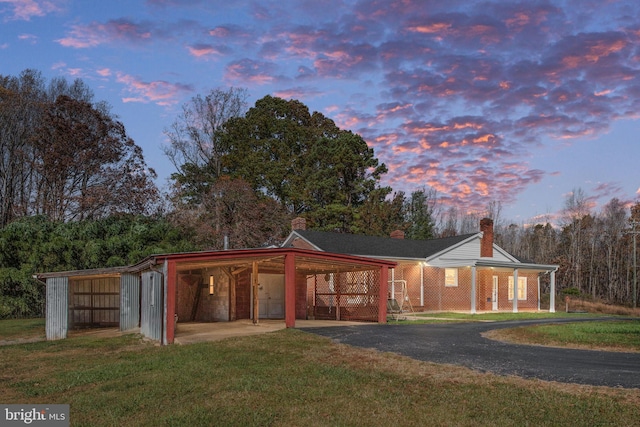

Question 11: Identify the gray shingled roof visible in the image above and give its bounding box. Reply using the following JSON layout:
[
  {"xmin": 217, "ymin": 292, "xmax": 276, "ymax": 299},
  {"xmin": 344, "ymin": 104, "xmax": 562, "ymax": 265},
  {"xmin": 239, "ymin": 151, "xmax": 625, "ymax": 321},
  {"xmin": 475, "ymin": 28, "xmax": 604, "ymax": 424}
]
[{"xmin": 288, "ymin": 230, "xmax": 476, "ymax": 259}]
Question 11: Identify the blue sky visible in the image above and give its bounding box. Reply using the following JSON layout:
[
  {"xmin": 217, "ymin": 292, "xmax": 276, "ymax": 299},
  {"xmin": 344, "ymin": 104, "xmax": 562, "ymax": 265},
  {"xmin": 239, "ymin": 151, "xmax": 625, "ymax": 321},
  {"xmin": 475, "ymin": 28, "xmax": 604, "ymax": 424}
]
[{"xmin": 1, "ymin": 0, "xmax": 639, "ymax": 225}]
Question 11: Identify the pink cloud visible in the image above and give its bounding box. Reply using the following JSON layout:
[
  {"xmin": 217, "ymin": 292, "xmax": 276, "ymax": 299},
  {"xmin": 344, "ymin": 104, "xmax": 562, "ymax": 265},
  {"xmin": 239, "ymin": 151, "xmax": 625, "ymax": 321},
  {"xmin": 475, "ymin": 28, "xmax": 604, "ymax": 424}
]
[
  {"xmin": 96, "ymin": 68, "xmax": 111, "ymax": 77},
  {"xmin": 18, "ymin": 33, "xmax": 37, "ymax": 43},
  {"xmin": 186, "ymin": 43, "xmax": 229, "ymax": 58},
  {"xmin": 57, "ymin": 19, "xmax": 153, "ymax": 48},
  {"xmin": 116, "ymin": 72, "xmax": 193, "ymax": 106},
  {"xmin": 225, "ymin": 59, "xmax": 280, "ymax": 85},
  {"xmin": 0, "ymin": 0, "xmax": 60, "ymax": 21}
]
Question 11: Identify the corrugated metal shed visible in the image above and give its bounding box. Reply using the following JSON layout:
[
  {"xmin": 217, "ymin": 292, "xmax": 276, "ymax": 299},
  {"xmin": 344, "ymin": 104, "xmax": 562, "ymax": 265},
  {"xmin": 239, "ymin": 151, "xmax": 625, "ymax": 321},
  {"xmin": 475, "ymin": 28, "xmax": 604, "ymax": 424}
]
[
  {"xmin": 140, "ymin": 270, "xmax": 163, "ymax": 341},
  {"xmin": 45, "ymin": 276, "xmax": 69, "ymax": 340},
  {"xmin": 120, "ymin": 273, "xmax": 140, "ymax": 331}
]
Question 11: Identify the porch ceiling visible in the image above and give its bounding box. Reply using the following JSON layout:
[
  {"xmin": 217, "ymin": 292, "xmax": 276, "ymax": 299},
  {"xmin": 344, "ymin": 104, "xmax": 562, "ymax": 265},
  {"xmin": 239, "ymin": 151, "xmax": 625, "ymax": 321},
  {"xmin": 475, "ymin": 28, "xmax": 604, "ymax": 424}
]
[{"xmin": 175, "ymin": 254, "xmax": 384, "ymax": 275}]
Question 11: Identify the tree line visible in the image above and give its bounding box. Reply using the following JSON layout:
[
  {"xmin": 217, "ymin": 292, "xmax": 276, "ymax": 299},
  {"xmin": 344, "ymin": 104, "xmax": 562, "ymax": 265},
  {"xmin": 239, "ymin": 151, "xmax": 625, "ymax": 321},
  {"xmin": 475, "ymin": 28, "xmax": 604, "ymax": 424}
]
[
  {"xmin": 0, "ymin": 70, "xmax": 159, "ymax": 228},
  {"xmin": 1, "ymin": 70, "xmax": 638, "ymax": 317}
]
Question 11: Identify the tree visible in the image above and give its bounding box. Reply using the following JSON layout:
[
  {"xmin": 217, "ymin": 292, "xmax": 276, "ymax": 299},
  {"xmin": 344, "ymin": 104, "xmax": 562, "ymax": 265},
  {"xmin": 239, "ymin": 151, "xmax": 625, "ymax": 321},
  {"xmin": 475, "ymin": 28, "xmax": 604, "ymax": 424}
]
[
  {"xmin": 31, "ymin": 95, "xmax": 159, "ymax": 221},
  {"xmin": 164, "ymin": 87, "xmax": 248, "ymax": 202},
  {"xmin": 168, "ymin": 177, "xmax": 290, "ymax": 249},
  {"xmin": 219, "ymin": 95, "xmax": 389, "ymax": 231},
  {"xmin": 560, "ymin": 188, "xmax": 592, "ymax": 291},
  {"xmin": 0, "ymin": 70, "xmax": 46, "ymax": 227},
  {"xmin": 0, "ymin": 70, "xmax": 159, "ymax": 225},
  {"xmin": 404, "ymin": 188, "xmax": 437, "ymax": 240}
]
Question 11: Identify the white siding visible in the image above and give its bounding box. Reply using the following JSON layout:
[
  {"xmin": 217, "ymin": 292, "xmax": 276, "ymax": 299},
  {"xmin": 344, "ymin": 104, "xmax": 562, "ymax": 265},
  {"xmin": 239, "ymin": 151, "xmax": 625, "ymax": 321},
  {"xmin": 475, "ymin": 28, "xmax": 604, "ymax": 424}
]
[
  {"xmin": 435, "ymin": 237, "xmax": 481, "ymax": 261},
  {"xmin": 428, "ymin": 237, "xmax": 516, "ymax": 266},
  {"xmin": 491, "ymin": 247, "xmax": 515, "ymax": 262}
]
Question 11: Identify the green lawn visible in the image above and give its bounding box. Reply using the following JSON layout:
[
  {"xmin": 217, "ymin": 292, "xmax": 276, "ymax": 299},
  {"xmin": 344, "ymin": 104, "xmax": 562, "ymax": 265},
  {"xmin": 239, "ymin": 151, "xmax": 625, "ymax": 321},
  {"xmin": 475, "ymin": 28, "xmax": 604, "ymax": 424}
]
[
  {"xmin": 490, "ymin": 320, "xmax": 640, "ymax": 352},
  {"xmin": 1, "ymin": 327, "xmax": 639, "ymax": 426},
  {"xmin": 410, "ymin": 311, "xmax": 604, "ymax": 322},
  {"xmin": 0, "ymin": 317, "xmax": 45, "ymax": 341}
]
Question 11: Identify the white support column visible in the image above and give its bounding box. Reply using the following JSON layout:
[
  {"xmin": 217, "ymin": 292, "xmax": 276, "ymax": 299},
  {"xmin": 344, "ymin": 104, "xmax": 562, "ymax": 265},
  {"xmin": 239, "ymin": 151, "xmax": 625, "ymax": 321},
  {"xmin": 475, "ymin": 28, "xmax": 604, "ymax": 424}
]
[
  {"xmin": 549, "ymin": 270, "xmax": 556, "ymax": 313},
  {"xmin": 470, "ymin": 266, "xmax": 477, "ymax": 314},
  {"xmin": 391, "ymin": 268, "xmax": 395, "ymax": 298},
  {"xmin": 420, "ymin": 263, "xmax": 424, "ymax": 307},
  {"xmin": 537, "ymin": 275, "xmax": 541, "ymax": 311},
  {"xmin": 512, "ymin": 268, "xmax": 518, "ymax": 313}
]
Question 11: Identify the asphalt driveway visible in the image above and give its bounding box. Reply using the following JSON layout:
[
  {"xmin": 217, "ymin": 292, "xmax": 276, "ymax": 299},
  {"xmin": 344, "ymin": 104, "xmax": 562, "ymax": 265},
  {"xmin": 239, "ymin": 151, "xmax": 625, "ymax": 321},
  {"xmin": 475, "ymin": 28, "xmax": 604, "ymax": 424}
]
[{"xmin": 302, "ymin": 317, "xmax": 640, "ymax": 389}]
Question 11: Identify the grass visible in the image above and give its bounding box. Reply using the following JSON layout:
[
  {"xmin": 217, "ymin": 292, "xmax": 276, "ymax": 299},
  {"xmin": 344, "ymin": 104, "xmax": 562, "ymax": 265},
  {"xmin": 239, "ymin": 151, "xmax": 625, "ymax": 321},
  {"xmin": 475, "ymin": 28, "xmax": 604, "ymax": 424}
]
[
  {"xmin": 1, "ymin": 328, "xmax": 640, "ymax": 426},
  {"xmin": 487, "ymin": 320, "xmax": 640, "ymax": 352},
  {"xmin": 0, "ymin": 317, "xmax": 45, "ymax": 341},
  {"xmin": 410, "ymin": 311, "xmax": 603, "ymax": 322}
]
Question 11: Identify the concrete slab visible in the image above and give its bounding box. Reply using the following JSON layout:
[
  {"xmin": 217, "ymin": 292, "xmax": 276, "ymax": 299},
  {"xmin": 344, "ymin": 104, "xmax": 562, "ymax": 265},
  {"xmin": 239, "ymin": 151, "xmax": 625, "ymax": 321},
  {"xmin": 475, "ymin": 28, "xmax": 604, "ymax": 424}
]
[{"xmin": 173, "ymin": 319, "xmax": 370, "ymax": 344}]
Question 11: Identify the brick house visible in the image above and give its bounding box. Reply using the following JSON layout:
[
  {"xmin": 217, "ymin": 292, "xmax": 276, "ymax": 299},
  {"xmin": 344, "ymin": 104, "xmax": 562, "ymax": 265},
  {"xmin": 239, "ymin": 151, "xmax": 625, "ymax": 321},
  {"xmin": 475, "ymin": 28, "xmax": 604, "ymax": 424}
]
[{"xmin": 282, "ymin": 218, "xmax": 559, "ymax": 314}]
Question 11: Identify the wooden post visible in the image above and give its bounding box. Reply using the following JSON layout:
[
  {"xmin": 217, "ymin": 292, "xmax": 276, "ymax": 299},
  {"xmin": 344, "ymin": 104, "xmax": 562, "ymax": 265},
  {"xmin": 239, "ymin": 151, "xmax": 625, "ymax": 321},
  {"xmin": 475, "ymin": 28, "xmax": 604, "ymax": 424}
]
[
  {"xmin": 252, "ymin": 261, "xmax": 259, "ymax": 325},
  {"xmin": 221, "ymin": 268, "xmax": 236, "ymax": 321}
]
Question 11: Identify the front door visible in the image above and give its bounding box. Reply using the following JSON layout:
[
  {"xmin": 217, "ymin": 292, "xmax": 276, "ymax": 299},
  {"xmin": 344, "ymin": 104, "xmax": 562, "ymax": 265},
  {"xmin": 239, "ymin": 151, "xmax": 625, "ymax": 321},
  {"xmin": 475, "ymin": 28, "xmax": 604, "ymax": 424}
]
[
  {"xmin": 257, "ymin": 274, "xmax": 285, "ymax": 319},
  {"xmin": 492, "ymin": 276, "xmax": 499, "ymax": 311}
]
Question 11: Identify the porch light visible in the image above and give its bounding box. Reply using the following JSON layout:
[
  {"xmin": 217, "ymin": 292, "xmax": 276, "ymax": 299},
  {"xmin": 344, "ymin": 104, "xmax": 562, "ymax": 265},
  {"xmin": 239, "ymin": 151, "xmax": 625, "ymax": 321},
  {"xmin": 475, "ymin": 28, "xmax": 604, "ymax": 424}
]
[{"xmin": 209, "ymin": 275, "xmax": 215, "ymax": 295}]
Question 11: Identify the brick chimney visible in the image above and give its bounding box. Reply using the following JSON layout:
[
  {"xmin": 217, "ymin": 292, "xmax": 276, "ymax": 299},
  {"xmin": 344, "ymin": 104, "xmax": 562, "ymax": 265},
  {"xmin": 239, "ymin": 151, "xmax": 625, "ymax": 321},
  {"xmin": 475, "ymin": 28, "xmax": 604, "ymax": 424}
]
[
  {"xmin": 291, "ymin": 217, "xmax": 306, "ymax": 231},
  {"xmin": 480, "ymin": 218, "xmax": 493, "ymax": 258},
  {"xmin": 390, "ymin": 229, "xmax": 405, "ymax": 239}
]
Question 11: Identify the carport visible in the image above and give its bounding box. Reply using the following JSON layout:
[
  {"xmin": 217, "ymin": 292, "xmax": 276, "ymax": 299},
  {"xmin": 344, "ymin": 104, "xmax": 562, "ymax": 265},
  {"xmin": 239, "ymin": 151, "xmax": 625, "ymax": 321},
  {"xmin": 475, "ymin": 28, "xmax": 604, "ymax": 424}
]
[{"xmin": 38, "ymin": 247, "xmax": 396, "ymax": 345}]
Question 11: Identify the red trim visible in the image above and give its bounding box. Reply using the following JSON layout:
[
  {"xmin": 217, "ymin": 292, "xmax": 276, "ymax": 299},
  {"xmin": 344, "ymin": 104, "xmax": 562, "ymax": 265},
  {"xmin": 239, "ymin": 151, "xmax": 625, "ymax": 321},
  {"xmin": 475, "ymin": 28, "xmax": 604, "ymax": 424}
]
[
  {"xmin": 285, "ymin": 253, "xmax": 296, "ymax": 327},
  {"xmin": 379, "ymin": 266, "xmax": 389, "ymax": 323},
  {"xmin": 152, "ymin": 247, "xmax": 396, "ymax": 268},
  {"xmin": 166, "ymin": 260, "xmax": 176, "ymax": 344}
]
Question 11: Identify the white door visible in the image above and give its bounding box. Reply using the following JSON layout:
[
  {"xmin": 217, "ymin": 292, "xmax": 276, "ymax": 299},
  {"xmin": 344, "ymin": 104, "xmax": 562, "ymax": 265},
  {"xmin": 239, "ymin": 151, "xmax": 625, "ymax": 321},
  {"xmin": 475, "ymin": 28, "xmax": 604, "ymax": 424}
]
[
  {"xmin": 257, "ymin": 274, "xmax": 285, "ymax": 319},
  {"xmin": 492, "ymin": 276, "xmax": 499, "ymax": 311}
]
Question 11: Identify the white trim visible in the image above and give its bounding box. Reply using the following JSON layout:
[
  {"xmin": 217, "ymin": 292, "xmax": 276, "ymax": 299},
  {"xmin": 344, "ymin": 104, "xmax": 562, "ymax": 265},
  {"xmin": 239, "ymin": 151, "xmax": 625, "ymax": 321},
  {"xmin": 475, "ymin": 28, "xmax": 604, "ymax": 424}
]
[
  {"xmin": 508, "ymin": 275, "xmax": 527, "ymax": 301},
  {"xmin": 444, "ymin": 268, "xmax": 458, "ymax": 287}
]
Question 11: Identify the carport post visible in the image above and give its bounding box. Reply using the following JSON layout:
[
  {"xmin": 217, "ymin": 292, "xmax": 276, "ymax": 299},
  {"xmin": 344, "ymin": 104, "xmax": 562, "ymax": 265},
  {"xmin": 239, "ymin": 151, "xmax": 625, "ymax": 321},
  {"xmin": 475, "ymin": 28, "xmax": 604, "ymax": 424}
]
[
  {"xmin": 285, "ymin": 253, "xmax": 296, "ymax": 328},
  {"xmin": 549, "ymin": 270, "xmax": 556, "ymax": 313},
  {"xmin": 165, "ymin": 260, "xmax": 176, "ymax": 345},
  {"xmin": 378, "ymin": 266, "xmax": 389, "ymax": 323}
]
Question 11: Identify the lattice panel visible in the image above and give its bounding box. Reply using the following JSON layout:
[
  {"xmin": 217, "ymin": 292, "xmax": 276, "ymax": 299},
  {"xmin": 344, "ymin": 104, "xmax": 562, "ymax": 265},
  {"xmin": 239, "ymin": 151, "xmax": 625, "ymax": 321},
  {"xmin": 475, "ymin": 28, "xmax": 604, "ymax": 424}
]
[{"xmin": 314, "ymin": 270, "xmax": 379, "ymax": 322}]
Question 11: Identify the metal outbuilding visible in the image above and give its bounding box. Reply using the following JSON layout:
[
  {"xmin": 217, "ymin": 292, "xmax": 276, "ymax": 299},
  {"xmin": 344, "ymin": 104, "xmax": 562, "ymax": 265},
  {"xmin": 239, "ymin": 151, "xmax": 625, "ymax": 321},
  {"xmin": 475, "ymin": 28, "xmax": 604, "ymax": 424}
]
[{"xmin": 36, "ymin": 247, "xmax": 396, "ymax": 344}]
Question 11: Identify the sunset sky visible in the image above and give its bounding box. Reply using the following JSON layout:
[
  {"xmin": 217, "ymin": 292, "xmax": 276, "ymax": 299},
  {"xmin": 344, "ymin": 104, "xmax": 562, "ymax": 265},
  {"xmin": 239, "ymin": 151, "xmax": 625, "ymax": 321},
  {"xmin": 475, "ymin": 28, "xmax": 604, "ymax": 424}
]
[{"xmin": 1, "ymin": 0, "xmax": 639, "ymax": 225}]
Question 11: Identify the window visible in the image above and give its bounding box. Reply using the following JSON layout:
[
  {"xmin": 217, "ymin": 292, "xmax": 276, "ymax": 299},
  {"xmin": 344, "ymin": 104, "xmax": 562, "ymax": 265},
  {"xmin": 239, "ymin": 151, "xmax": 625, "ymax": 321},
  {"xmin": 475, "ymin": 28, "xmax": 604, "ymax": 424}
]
[
  {"xmin": 508, "ymin": 276, "xmax": 527, "ymax": 300},
  {"xmin": 209, "ymin": 275, "xmax": 215, "ymax": 295},
  {"xmin": 444, "ymin": 268, "xmax": 458, "ymax": 287}
]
